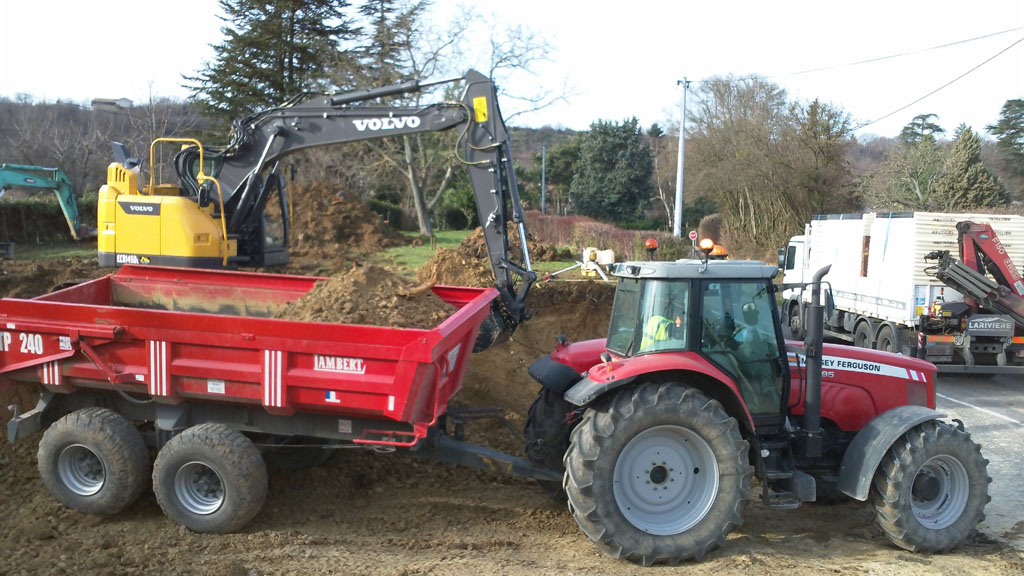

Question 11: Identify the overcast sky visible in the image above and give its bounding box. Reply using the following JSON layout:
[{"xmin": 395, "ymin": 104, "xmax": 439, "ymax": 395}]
[{"xmin": 1, "ymin": 0, "xmax": 1021, "ymax": 139}]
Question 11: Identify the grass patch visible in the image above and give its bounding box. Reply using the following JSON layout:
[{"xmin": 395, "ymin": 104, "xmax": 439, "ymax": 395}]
[
  {"xmin": 8, "ymin": 241, "xmax": 96, "ymax": 260},
  {"xmin": 369, "ymin": 230, "xmax": 471, "ymax": 271}
]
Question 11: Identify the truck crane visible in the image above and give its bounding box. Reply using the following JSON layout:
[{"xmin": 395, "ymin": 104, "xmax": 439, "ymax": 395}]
[
  {"xmin": 921, "ymin": 220, "xmax": 1024, "ymax": 371},
  {"xmin": 97, "ymin": 70, "xmax": 535, "ymax": 350}
]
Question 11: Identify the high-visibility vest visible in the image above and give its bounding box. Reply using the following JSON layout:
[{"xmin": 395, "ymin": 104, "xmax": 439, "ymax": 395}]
[{"xmin": 640, "ymin": 315, "xmax": 673, "ymax": 350}]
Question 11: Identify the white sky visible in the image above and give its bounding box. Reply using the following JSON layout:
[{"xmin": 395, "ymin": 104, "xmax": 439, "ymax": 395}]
[{"xmin": 1, "ymin": 0, "xmax": 1022, "ymax": 139}]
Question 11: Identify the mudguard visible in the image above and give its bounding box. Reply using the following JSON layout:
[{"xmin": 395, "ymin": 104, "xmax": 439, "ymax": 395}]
[
  {"xmin": 528, "ymin": 354, "xmax": 583, "ymax": 395},
  {"xmin": 837, "ymin": 405, "xmax": 946, "ymax": 501}
]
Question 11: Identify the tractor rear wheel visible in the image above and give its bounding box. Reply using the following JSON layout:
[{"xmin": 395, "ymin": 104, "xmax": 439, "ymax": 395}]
[
  {"xmin": 870, "ymin": 420, "xmax": 991, "ymax": 552},
  {"xmin": 153, "ymin": 424, "xmax": 267, "ymax": 533},
  {"xmin": 37, "ymin": 407, "xmax": 150, "ymax": 517},
  {"xmin": 524, "ymin": 387, "xmax": 577, "ymax": 499},
  {"xmin": 564, "ymin": 382, "xmax": 751, "ymax": 565}
]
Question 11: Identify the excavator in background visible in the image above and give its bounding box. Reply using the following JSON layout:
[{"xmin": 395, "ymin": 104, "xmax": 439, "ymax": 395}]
[
  {"xmin": 921, "ymin": 220, "xmax": 1024, "ymax": 372},
  {"xmin": 0, "ymin": 164, "xmax": 94, "ymax": 245},
  {"xmin": 97, "ymin": 70, "xmax": 534, "ymax": 351}
]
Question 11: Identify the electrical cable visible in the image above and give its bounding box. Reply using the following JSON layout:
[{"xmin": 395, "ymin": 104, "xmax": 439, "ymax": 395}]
[{"xmin": 858, "ymin": 34, "xmax": 1024, "ymax": 130}]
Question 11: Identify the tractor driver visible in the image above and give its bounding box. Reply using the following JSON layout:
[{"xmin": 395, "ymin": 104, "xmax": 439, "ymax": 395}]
[{"xmin": 639, "ymin": 282, "xmax": 688, "ymax": 352}]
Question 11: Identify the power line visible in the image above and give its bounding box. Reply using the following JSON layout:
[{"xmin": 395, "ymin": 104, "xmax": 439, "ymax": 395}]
[
  {"xmin": 858, "ymin": 34, "xmax": 1024, "ymax": 130},
  {"xmin": 783, "ymin": 26, "xmax": 1024, "ymax": 77}
]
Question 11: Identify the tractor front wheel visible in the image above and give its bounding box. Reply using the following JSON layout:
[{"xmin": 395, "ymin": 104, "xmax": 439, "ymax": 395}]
[
  {"xmin": 564, "ymin": 382, "xmax": 751, "ymax": 565},
  {"xmin": 871, "ymin": 420, "xmax": 991, "ymax": 552}
]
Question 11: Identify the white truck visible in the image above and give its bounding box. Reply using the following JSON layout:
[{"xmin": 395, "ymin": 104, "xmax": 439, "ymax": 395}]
[{"xmin": 781, "ymin": 211, "xmax": 1024, "ymax": 374}]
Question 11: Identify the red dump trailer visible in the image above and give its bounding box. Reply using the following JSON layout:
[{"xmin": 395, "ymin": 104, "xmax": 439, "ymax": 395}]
[{"xmin": 1, "ymin": 265, "xmax": 556, "ymax": 533}]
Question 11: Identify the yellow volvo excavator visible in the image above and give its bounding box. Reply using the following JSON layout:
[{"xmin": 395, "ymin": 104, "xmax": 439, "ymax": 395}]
[{"xmin": 97, "ymin": 70, "xmax": 534, "ymax": 350}]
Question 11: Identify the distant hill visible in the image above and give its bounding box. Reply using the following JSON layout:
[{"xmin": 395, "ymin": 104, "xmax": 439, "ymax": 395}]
[{"xmin": 508, "ymin": 126, "xmax": 578, "ymax": 171}]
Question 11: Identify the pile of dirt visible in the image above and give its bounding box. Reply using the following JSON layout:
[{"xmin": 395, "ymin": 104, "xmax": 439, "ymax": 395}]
[
  {"xmin": 288, "ymin": 183, "xmax": 407, "ymax": 262},
  {"xmin": 418, "ymin": 225, "xmax": 572, "ymax": 289},
  {"xmin": 273, "ymin": 264, "xmax": 454, "ymax": 329},
  {"xmin": 453, "ymin": 225, "xmax": 572, "ymax": 263},
  {"xmin": 0, "ymin": 257, "xmax": 104, "ymax": 299}
]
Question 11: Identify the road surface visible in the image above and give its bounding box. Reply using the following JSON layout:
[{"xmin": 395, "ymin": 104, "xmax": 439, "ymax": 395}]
[{"xmin": 934, "ymin": 372, "xmax": 1024, "ymax": 550}]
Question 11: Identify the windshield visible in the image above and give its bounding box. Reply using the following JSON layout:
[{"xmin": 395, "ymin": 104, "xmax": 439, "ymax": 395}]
[{"xmin": 607, "ymin": 278, "xmax": 690, "ymax": 356}]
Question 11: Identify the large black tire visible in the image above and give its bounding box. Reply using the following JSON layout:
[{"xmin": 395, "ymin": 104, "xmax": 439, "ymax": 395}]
[
  {"xmin": 37, "ymin": 407, "xmax": 150, "ymax": 517},
  {"xmin": 152, "ymin": 424, "xmax": 267, "ymax": 533},
  {"xmin": 564, "ymin": 382, "xmax": 752, "ymax": 565},
  {"xmin": 524, "ymin": 387, "xmax": 577, "ymax": 499},
  {"xmin": 870, "ymin": 420, "xmax": 991, "ymax": 552},
  {"xmin": 788, "ymin": 304, "xmax": 805, "ymax": 341},
  {"xmin": 875, "ymin": 325, "xmax": 900, "ymax": 354},
  {"xmin": 854, "ymin": 322, "xmax": 873, "ymax": 349}
]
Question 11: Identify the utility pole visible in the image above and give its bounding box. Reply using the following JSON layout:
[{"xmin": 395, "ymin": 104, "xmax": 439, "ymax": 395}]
[
  {"xmin": 673, "ymin": 78, "xmax": 691, "ymax": 237},
  {"xmin": 540, "ymin": 143, "xmax": 547, "ymax": 214}
]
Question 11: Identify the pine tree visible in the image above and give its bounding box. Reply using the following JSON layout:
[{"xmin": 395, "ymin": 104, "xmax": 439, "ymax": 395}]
[
  {"xmin": 571, "ymin": 118, "xmax": 653, "ymax": 222},
  {"xmin": 185, "ymin": 0, "xmax": 358, "ymax": 123},
  {"xmin": 932, "ymin": 124, "xmax": 1005, "ymax": 209},
  {"xmin": 987, "ymin": 99, "xmax": 1024, "ymax": 198}
]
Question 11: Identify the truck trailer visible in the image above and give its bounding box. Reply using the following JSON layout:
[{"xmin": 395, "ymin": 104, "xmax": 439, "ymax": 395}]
[{"xmin": 781, "ymin": 211, "xmax": 1024, "ymax": 374}]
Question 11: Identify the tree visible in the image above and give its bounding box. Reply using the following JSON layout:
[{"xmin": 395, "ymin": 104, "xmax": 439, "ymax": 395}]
[
  {"xmin": 185, "ymin": 0, "xmax": 358, "ymax": 123},
  {"xmin": 571, "ymin": 117, "xmax": 653, "ymax": 222},
  {"xmin": 647, "ymin": 123, "xmax": 677, "ymax": 231},
  {"xmin": 787, "ymin": 99, "xmax": 857, "ymax": 215},
  {"xmin": 899, "ymin": 113, "xmax": 945, "ymax": 145},
  {"xmin": 931, "ymin": 124, "xmax": 1005, "ymax": 209},
  {"xmin": 987, "ymin": 99, "xmax": 1024, "ymax": 199},
  {"xmin": 864, "ymin": 135, "xmax": 944, "ymax": 210}
]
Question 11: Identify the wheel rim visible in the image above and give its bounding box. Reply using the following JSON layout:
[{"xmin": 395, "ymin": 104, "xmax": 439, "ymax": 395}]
[
  {"xmin": 789, "ymin": 308, "xmax": 802, "ymax": 336},
  {"xmin": 613, "ymin": 425, "xmax": 719, "ymax": 535},
  {"xmin": 911, "ymin": 454, "xmax": 969, "ymax": 529},
  {"xmin": 57, "ymin": 444, "xmax": 105, "ymax": 496},
  {"xmin": 174, "ymin": 462, "xmax": 226, "ymax": 515}
]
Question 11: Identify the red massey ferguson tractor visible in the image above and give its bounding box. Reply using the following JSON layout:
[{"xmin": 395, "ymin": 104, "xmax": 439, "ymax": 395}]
[{"xmin": 523, "ymin": 258, "xmax": 991, "ymax": 565}]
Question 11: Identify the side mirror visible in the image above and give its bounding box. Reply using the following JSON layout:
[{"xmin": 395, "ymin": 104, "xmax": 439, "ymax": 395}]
[{"xmin": 777, "ymin": 247, "xmax": 786, "ymax": 270}]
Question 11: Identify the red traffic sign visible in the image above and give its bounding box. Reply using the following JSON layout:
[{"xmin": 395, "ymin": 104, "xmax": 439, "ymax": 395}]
[{"xmin": 688, "ymin": 230, "xmax": 698, "ymax": 240}]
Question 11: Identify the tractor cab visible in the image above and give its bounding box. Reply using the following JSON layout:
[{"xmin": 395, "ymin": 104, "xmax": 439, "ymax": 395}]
[{"xmin": 606, "ymin": 259, "xmax": 788, "ymax": 424}]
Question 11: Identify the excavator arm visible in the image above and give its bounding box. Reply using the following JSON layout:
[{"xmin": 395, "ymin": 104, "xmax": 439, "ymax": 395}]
[
  {"xmin": 170, "ymin": 70, "xmax": 535, "ymax": 349},
  {"xmin": 0, "ymin": 164, "xmax": 87, "ymax": 240}
]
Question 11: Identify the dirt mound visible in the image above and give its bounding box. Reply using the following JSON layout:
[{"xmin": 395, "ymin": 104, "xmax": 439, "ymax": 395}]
[
  {"xmin": 0, "ymin": 257, "xmax": 104, "ymax": 299},
  {"xmin": 454, "ymin": 225, "xmax": 572, "ymax": 262},
  {"xmin": 288, "ymin": 182, "xmax": 407, "ymax": 261},
  {"xmin": 417, "ymin": 226, "xmax": 571, "ymax": 288},
  {"xmin": 273, "ymin": 264, "xmax": 454, "ymax": 329}
]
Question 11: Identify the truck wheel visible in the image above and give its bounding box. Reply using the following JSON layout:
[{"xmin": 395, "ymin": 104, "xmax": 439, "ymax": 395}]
[
  {"xmin": 37, "ymin": 407, "xmax": 150, "ymax": 517},
  {"xmin": 788, "ymin": 304, "xmax": 805, "ymax": 341},
  {"xmin": 524, "ymin": 387, "xmax": 577, "ymax": 499},
  {"xmin": 870, "ymin": 420, "xmax": 991, "ymax": 552},
  {"xmin": 854, "ymin": 322, "xmax": 873, "ymax": 348},
  {"xmin": 564, "ymin": 382, "xmax": 751, "ymax": 565},
  {"xmin": 876, "ymin": 325, "xmax": 900, "ymax": 354},
  {"xmin": 153, "ymin": 424, "xmax": 267, "ymax": 533}
]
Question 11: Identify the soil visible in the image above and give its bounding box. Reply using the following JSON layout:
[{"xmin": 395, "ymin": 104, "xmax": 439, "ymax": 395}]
[
  {"xmin": 1, "ymin": 226, "xmax": 1022, "ymax": 574},
  {"xmin": 273, "ymin": 265, "xmax": 453, "ymax": 329}
]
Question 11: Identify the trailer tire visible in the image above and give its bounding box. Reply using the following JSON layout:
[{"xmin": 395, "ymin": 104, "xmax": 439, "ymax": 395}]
[
  {"xmin": 37, "ymin": 407, "xmax": 149, "ymax": 517},
  {"xmin": 564, "ymin": 382, "xmax": 751, "ymax": 565},
  {"xmin": 870, "ymin": 420, "xmax": 991, "ymax": 552},
  {"xmin": 153, "ymin": 424, "xmax": 267, "ymax": 533},
  {"xmin": 524, "ymin": 387, "xmax": 577, "ymax": 499}
]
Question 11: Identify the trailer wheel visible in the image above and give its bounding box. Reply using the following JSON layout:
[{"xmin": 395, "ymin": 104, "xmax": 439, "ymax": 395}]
[
  {"xmin": 37, "ymin": 407, "xmax": 149, "ymax": 517},
  {"xmin": 153, "ymin": 424, "xmax": 267, "ymax": 533},
  {"xmin": 524, "ymin": 387, "xmax": 577, "ymax": 499},
  {"xmin": 564, "ymin": 382, "xmax": 751, "ymax": 565},
  {"xmin": 788, "ymin": 304, "xmax": 805, "ymax": 341},
  {"xmin": 876, "ymin": 325, "xmax": 900, "ymax": 354},
  {"xmin": 870, "ymin": 420, "xmax": 991, "ymax": 552}
]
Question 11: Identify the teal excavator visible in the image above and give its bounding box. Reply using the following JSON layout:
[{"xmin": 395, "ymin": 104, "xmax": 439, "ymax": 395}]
[{"xmin": 0, "ymin": 163, "xmax": 94, "ymax": 241}]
